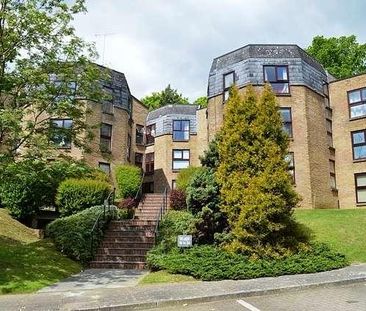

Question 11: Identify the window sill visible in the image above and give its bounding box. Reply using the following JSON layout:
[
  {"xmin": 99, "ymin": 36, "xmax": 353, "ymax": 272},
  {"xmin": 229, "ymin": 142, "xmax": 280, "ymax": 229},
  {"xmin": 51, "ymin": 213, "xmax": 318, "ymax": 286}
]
[
  {"xmin": 173, "ymin": 139, "xmax": 190, "ymax": 142},
  {"xmin": 136, "ymin": 142, "xmax": 145, "ymax": 146},
  {"xmin": 353, "ymin": 159, "xmax": 366, "ymax": 163},
  {"xmin": 275, "ymin": 93, "xmax": 291, "ymax": 97},
  {"xmin": 145, "ymin": 143, "xmax": 155, "ymax": 147},
  {"xmin": 349, "ymin": 116, "xmax": 366, "ymax": 122},
  {"xmin": 356, "ymin": 203, "xmax": 366, "ymax": 207}
]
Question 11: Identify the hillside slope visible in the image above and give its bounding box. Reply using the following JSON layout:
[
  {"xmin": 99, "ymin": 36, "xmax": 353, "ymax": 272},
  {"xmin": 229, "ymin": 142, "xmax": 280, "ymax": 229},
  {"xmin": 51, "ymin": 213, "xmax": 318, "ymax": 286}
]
[{"xmin": 0, "ymin": 209, "xmax": 81, "ymax": 294}]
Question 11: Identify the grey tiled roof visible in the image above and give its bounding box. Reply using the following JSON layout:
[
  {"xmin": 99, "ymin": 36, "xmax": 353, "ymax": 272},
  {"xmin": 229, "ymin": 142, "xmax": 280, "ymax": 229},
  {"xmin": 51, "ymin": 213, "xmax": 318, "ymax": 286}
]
[
  {"xmin": 147, "ymin": 104, "xmax": 198, "ymax": 121},
  {"xmin": 210, "ymin": 44, "xmax": 326, "ymax": 74}
]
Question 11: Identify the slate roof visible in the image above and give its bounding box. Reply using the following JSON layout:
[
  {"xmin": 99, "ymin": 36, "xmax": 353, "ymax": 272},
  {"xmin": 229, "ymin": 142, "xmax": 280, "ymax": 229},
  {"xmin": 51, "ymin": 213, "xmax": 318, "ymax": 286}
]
[
  {"xmin": 147, "ymin": 104, "xmax": 198, "ymax": 121},
  {"xmin": 210, "ymin": 44, "xmax": 326, "ymax": 75}
]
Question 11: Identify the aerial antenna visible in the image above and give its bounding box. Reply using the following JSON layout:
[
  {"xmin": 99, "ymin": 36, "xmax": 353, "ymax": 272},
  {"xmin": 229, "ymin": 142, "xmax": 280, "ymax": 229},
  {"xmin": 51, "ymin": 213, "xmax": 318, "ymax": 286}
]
[{"xmin": 94, "ymin": 33, "xmax": 118, "ymax": 65}]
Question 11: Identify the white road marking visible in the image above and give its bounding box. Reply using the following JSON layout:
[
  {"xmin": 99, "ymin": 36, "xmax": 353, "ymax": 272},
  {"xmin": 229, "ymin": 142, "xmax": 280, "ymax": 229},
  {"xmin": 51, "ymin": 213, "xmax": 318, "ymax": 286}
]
[{"xmin": 237, "ymin": 299, "xmax": 261, "ymax": 311}]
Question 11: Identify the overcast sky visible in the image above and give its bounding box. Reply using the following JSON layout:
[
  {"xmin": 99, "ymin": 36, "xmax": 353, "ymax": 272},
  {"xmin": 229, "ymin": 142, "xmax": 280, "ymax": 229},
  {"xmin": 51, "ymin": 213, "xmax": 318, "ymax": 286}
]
[{"xmin": 73, "ymin": 0, "xmax": 366, "ymax": 102}]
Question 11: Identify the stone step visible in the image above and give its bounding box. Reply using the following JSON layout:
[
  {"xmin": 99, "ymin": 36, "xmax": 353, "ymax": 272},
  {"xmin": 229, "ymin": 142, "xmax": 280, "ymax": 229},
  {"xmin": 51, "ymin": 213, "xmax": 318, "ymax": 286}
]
[
  {"xmin": 107, "ymin": 225, "xmax": 156, "ymax": 232},
  {"xmin": 103, "ymin": 236, "xmax": 155, "ymax": 243},
  {"xmin": 89, "ymin": 261, "xmax": 146, "ymax": 269},
  {"xmin": 95, "ymin": 254, "xmax": 146, "ymax": 262},
  {"xmin": 109, "ymin": 220, "xmax": 157, "ymax": 226},
  {"xmin": 134, "ymin": 216, "xmax": 158, "ymax": 220},
  {"xmin": 104, "ymin": 231, "xmax": 154, "ymax": 238},
  {"xmin": 101, "ymin": 241, "xmax": 154, "ymax": 249},
  {"xmin": 97, "ymin": 248, "xmax": 150, "ymax": 255}
]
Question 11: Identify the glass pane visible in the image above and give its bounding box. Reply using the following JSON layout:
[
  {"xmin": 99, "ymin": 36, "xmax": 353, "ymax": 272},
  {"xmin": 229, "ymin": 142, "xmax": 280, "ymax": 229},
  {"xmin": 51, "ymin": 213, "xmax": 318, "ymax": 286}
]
[
  {"xmin": 100, "ymin": 137, "xmax": 111, "ymax": 151},
  {"xmin": 264, "ymin": 66, "xmax": 276, "ymax": 82},
  {"xmin": 224, "ymin": 90, "xmax": 229, "ymax": 101},
  {"xmin": 349, "ymin": 90, "xmax": 361, "ymax": 104},
  {"xmin": 183, "ymin": 131, "xmax": 189, "ymax": 140},
  {"xmin": 329, "ymin": 161, "xmax": 335, "ymax": 173},
  {"xmin": 52, "ymin": 120, "xmax": 63, "ymax": 128},
  {"xmin": 357, "ymin": 189, "xmax": 366, "ymax": 203},
  {"xmin": 280, "ymin": 108, "xmax": 291, "ymax": 122},
  {"xmin": 330, "ymin": 175, "xmax": 336, "ymax": 189},
  {"xmin": 173, "ymin": 121, "xmax": 181, "ymax": 131},
  {"xmin": 350, "ymin": 104, "xmax": 366, "ymax": 118},
  {"xmin": 285, "ymin": 154, "xmax": 294, "ymax": 167},
  {"xmin": 353, "ymin": 132, "xmax": 365, "ymax": 144},
  {"xmin": 173, "ymin": 132, "xmax": 186, "ymax": 141},
  {"xmin": 272, "ymin": 83, "xmax": 289, "ymax": 94},
  {"xmin": 99, "ymin": 163, "xmax": 110, "ymax": 174},
  {"xmin": 224, "ymin": 72, "xmax": 234, "ymax": 88},
  {"xmin": 101, "ymin": 124, "xmax": 111, "ymax": 137},
  {"xmin": 357, "ymin": 174, "xmax": 366, "ymax": 187},
  {"xmin": 173, "ymin": 150, "xmax": 182, "ymax": 159},
  {"xmin": 283, "ymin": 123, "xmax": 292, "ymax": 137},
  {"xmin": 277, "ymin": 66, "xmax": 288, "ymax": 80},
  {"xmin": 64, "ymin": 120, "xmax": 73, "ymax": 129},
  {"xmin": 182, "ymin": 150, "xmax": 190, "ymax": 159},
  {"xmin": 326, "ymin": 120, "xmax": 332, "ymax": 133},
  {"xmin": 354, "ymin": 146, "xmax": 366, "ymax": 160},
  {"xmin": 182, "ymin": 121, "xmax": 190, "ymax": 131},
  {"xmin": 362, "ymin": 89, "xmax": 366, "ymax": 100},
  {"xmin": 173, "ymin": 160, "xmax": 189, "ymax": 170}
]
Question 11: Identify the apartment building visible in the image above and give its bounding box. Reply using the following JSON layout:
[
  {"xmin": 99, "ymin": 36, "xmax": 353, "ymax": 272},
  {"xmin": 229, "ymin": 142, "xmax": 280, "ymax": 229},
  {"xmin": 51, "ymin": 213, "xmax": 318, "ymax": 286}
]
[{"xmin": 50, "ymin": 44, "xmax": 366, "ymax": 209}]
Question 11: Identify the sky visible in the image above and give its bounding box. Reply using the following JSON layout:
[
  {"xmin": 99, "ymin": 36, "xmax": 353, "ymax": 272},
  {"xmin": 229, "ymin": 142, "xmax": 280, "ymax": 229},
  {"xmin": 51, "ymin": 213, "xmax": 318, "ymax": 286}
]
[{"xmin": 73, "ymin": 0, "xmax": 366, "ymax": 102}]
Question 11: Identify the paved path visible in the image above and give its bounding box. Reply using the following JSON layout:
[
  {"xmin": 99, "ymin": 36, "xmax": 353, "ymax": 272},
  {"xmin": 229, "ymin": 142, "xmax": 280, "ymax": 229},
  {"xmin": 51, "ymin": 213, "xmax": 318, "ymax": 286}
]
[
  {"xmin": 141, "ymin": 282, "xmax": 366, "ymax": 311},
  {"xmin": 0, "ymin": 264, "xmax": 365, "ymax": 311},
  {"xmin": 39, "ymin": 269, "xmax": 147, "ymax": 293}
]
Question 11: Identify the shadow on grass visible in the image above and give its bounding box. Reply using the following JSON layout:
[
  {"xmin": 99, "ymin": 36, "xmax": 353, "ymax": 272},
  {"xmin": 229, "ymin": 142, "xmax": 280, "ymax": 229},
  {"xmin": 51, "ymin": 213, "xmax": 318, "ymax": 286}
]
[{"xmin": 0, "ymin": 236, "xmax": 81, "ymax": 294}]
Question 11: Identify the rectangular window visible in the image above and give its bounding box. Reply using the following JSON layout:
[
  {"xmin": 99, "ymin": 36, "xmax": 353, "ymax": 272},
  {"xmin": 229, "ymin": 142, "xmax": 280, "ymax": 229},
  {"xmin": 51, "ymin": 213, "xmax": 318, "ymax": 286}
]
[
  {"xmin": 348, "ymin": 88, "xmax": 366, "ymax": 119},
  {"xmin": 127, "ymin": 134, "xmax": 131, "ymax": 161},
  {"xmin": 172, "ymin": 149, "xmax": 190, "ymax": 170},
  {"xmin": 264, "ymin": 65, "xmax": 289, "ymax": 94},
  {"xmin": 135, "ymin": 152, "xmax": 143, "ymax": 169},
  {"xmin": 223, "ymin": 71, "xmax": 235, "ymax": 102},
  {"xmin": 329, "ymin": 160, "xmax": 336, "ymax": 189},
  {"xmin": 50, "ymin": 119, "xmax": 73, "ymax": 149},
  {"xmin": 136, "ymin": 124, "xmax": 144, "ymax": 145},
  {"xmin": 145, "ymin": 152, "xmax": 154, "ymax": 174},
  {"xmin": 355, "ymin": 173, "xmax": 366, "ymax": 204},
  {"xmin": 102, "ymin": 102, "xmax": 114, "ymax": 115},
  {"xmin": 285, "ymin": 152, "xmax": 295, "ymax": 183},
  {"xmin": 100, "ymin": 123, "xmax": 112, "ymax": 152},
  {"xmin": 99, "ymin": 162, "xmax": 111, "ymax": 175},
  {"xmin": 146, "ymin": 124, "xmax": 155, "ymax": 145},
  {"xmin": 173, "ymin": 120, "xmax": 190, "ymax": 141},
  {"xmin": 352, "ymin": 129, "xmax": 366, "ymax": 160},
  {"xmin": 280, "ymin": 108, "xmax": 293, "ymax": 137},
  {"xmin": 326, "ymin": 119, "xmax": 333, "ymax": 148}
]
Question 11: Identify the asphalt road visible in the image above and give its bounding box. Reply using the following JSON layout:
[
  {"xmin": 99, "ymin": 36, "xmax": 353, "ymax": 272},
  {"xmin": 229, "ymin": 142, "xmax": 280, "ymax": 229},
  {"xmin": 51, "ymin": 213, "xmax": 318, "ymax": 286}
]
[{"xmin": 142, "ymin": 282, "xmax": 366, "ymax": 311}]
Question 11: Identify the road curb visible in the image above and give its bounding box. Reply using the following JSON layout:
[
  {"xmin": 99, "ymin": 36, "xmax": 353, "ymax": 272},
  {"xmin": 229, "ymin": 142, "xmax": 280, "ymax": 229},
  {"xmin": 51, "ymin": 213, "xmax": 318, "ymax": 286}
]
[{"xmin": 78, "ymin": 275, "xmax": 366, "ymax": 311}]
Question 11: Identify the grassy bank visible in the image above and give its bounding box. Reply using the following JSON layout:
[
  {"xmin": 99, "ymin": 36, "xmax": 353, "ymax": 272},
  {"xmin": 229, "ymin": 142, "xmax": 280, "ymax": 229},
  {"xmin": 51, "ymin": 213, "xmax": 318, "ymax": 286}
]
[
  {"xmin": 295, "ymin": 209, "xmax": 366, "ymax": 263},
  {"xmin": 0, "ymin": 209, "xmax": 81, "ymax": 294}
]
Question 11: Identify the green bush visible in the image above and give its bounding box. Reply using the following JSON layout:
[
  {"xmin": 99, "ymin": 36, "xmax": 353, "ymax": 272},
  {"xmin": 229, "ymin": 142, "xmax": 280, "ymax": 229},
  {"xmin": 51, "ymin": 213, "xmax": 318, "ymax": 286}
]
[
  {"xmin": 176, "ymin": 166, "xmax": 203, "ymax": 192},
  {"xmin": 46, "ymin": 205, "xmax": 115, "ymax": 264},
  {"xmin": 115, "ymin": 165, "xmax": 142, "ymax": 199},
  {"xmin": 157, "ymin": 210, "xmax": 195, "ymax": 251},
  {"xmin": 56, "ymin": 178, "xmax": 111, "ymax": 216},
  {"xmin": 147, "ymin": 243, "xmax": 348, "ymax": 281},
  {"xmin": 0, "ymin": 159, "xmax": 100, "ymax": 220},
  {"xmin": 169, "ymin": 189, "xmax": 187, "ymax": 210},
  {"xmin": 116, "ymin": 208, "xmax": 132, "ymax": 220}
]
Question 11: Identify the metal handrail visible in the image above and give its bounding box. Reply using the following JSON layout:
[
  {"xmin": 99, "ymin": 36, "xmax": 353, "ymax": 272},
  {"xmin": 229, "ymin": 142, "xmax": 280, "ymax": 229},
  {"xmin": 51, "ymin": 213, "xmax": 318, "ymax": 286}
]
[
  {"xmin": 134, "ymin": 172, "xmax": 145, "ymax": 203},
  {"xmin": 154, "ymin": 187, "xmax": 168, "ymax": 244},
  {"xmin": 90, "ymin": 188, "xmax": 116, "ymax": 258}
]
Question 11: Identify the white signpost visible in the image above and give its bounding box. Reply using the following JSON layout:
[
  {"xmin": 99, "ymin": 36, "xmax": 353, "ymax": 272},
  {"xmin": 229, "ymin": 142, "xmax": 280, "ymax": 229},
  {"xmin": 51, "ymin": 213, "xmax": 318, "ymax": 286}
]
[{"xmin": 177, "ymin": 235, "xmax": 192, "ymax": 248}]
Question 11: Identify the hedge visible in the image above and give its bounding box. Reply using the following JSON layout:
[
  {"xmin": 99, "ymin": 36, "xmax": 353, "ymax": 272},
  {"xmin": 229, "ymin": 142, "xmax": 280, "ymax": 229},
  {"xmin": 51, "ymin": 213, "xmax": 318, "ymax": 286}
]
[
  {"xmin": 147, "ymin": 244, "xmax": 348, "ymax": 281},
  {"xmin": 46, "ymin": 205, "xmax": 116, "ymax": 264},
  {"xmin": 115, "ymin": 165, "xmax": 142, "ymax": 199},
  {"xmin": 56, "ymin": 178, "xmax": 111, "ymax": 216}
]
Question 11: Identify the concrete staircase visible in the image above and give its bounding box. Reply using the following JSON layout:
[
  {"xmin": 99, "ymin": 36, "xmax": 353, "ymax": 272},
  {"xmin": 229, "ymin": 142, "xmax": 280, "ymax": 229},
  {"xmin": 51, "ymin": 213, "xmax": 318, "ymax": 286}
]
[{"xmin": 90, "ymin": 193, "xmax": 165, "ymax": 269}]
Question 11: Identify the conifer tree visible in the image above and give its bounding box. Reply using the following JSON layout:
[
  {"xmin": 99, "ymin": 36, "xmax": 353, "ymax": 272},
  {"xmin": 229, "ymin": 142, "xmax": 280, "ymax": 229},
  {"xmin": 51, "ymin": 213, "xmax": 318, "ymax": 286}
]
[{"xmin": 216, "ymin": 84, "xmax": 306, "ymax": 258}]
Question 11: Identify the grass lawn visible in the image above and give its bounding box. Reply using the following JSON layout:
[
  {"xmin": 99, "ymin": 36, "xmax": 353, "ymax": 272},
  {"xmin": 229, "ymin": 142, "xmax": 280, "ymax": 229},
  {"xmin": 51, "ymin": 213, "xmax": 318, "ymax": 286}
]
[
  {"xmin": 139, "ymin": 270, "xmax": 197, "ymax": 285},
  {"xmin": 0, "ymin": 209, "xmax": 81, "ymax": 294},
  {"xmin": 295, "ymin": 209, "xmax": 366, "ymax": 263}
]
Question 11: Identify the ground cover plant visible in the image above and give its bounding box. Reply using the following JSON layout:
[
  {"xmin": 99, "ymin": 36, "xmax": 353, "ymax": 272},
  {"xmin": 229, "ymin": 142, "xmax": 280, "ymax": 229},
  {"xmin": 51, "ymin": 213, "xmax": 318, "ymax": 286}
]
[{"xmin": 0, "ymin": 209, "xmax": 80, "ymax": 294}]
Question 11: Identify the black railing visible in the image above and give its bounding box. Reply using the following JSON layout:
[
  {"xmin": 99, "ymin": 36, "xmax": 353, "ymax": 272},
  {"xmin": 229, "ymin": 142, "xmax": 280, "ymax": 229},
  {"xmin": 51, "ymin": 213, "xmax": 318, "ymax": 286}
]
[
  {"xmin": 90, "ymin": 188, "xmax": 116, "ymax": 257},
  {"xmin": 134, "ymin": 172, "xmax": 145, "ymax": 204},
  {"xmin": 154, "ymin": 187, "xmax": 168, "ymax": 244}
]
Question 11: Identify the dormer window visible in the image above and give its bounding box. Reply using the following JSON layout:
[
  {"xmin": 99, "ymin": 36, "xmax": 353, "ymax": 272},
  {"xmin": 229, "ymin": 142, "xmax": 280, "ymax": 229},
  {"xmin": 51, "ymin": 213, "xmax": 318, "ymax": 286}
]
[
  {"xmin": 223, "ymin": 71, "xmax": 235, "ymax": 102},
  {"xmin": 264, "ymin": 65, "xmax": 289, "ymax": 94}
]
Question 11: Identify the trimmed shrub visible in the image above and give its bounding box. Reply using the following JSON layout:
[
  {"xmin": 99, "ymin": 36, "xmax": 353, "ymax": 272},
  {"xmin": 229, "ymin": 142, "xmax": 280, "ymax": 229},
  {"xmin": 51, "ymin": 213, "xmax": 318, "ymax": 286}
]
[
  {"xmin": 117, "ymin": 197, "xmax": 136, "ymax": 219},
  {"xmin": 147, "ymin": 243, "xmax": 348, "ymax": 281},
  {"xmin": 0, "ymin": 159, "xmax": 99, "ymax": 220},
  {"xmin": 176, "ymin": 166, "xmax": 203, "ymax": 192},
  {"xmin": 157, "ymin": 210, "xmax": 195, "ymax": 251},
  {"xmin": 116, "ymin": 208, "xmax": 132, "ymax": 220},
  {"xmin": 169, "ymin": 189, "xmax": 187, "ymax": 210},
  {"xmin": 115, "ymin": 165, "xmax": 142, "ymax": 199},
  {"xmin": 46, "ymin": 205, "xmax": 115, "ymax": 264},
  {"xmin": 56, "ymin": 178, "xmax": 111, "ymax": 216}
]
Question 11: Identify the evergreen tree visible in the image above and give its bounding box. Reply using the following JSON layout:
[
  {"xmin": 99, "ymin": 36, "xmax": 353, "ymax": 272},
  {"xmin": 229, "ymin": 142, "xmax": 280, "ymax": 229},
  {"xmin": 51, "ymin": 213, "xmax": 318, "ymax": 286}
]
[{"xmin": 216, "ymin": 84, "xmax": 306, "ymax": 258}]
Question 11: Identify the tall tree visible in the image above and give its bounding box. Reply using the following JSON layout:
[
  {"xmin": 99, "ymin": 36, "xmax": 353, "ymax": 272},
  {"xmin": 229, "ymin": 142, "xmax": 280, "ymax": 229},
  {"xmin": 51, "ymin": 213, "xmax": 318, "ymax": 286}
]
[
  {"xmin": 307, "ymin": 35, "xmax": 366, "ymax": 79},
  {"xmin": 193, "ymin": 96, "xmax": 208, "ymax": 108},
  {"xmin": 141, "ymin": 84, "xmax": 189, "ymax": 110},
  {"xmin": 0, "ymin": 0, "xmax": 104, "ymax": 161},
  {"xmin": 216, "ymin": 85, "xmax": 306, "ymax": 258}
]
